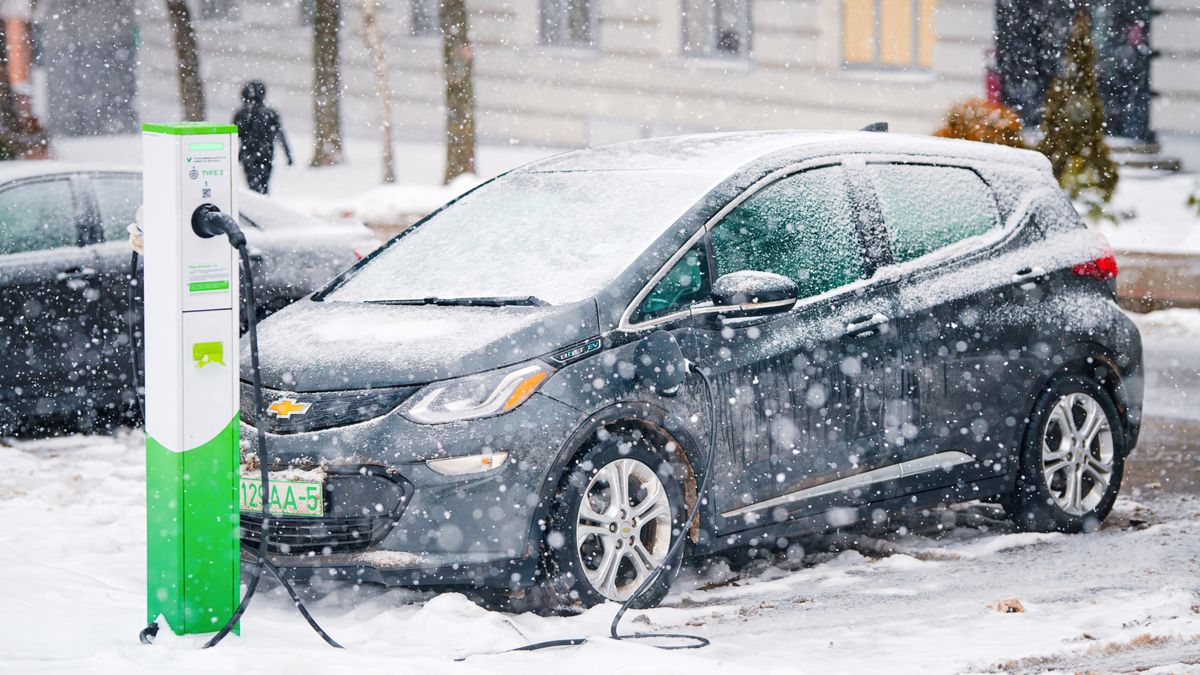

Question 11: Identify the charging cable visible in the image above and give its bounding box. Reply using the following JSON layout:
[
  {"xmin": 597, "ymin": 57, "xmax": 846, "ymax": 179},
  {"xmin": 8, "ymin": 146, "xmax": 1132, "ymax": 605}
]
[{"xmin": 133, "ymin": 204, "xmax": 341, "ymax": 649}]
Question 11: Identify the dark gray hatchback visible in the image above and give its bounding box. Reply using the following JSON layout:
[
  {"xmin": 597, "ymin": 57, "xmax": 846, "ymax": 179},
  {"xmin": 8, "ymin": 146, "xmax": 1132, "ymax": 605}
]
[{"xmin": 240, "ymin": 131, "xmax": 1142, "ymax": 613}]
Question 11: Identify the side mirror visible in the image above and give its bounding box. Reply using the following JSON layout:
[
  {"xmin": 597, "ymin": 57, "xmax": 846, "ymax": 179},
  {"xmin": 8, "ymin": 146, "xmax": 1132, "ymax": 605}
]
[{"xmin": 711, "ymin": 271, "xmax": 798, "ymax": 320}]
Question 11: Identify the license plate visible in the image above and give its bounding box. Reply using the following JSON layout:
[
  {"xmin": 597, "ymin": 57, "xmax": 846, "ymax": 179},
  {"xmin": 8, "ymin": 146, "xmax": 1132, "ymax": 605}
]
[{"xmin": 240, "ymin": 477, "xmax": 324, "ymax": 517}]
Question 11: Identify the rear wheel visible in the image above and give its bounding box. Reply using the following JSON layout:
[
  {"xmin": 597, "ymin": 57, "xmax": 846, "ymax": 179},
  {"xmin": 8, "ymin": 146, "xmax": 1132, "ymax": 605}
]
[
  {"xmin": 1003, "ymin": 375, "xmax": 1125, "ymax": 533},
  {"xmin": 535, "ymin": 431, "xmax": 688, "ymax": 614}
]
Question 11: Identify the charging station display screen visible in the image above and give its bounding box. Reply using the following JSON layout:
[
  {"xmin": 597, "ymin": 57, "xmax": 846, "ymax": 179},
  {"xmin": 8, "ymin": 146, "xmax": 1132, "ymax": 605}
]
[{"xmin": 189, "ymin": 142, "xmax": 225, "ymax": 152}]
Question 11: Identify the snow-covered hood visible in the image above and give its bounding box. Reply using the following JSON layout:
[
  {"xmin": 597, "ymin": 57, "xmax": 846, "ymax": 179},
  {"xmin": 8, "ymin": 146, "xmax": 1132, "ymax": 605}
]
[{"xmin": 242, "ymin": 298, "xmax": 600, "ymax": 391}]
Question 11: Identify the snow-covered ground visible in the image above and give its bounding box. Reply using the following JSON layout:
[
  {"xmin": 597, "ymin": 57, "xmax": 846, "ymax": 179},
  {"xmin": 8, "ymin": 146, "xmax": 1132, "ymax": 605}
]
[
  {"xmin": 1098, "ymin": 172, "xmax": 1200, "ymax": 254},
  {"xmin": 3, "ymin": 429, "xmax": 1200, "ymax": 673}
]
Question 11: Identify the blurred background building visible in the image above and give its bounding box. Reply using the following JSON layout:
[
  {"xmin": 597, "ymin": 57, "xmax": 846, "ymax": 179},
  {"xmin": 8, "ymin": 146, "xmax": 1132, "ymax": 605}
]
[{"xmin": 12, "ymin": 0, "xmax": 1200, "ymax": 167}]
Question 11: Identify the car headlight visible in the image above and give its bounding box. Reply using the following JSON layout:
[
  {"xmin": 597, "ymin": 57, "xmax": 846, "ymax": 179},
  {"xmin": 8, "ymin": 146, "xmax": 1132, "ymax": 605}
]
[{"xmin": 401, "ymin": 360, "xmax": 552, "ymax": 424}]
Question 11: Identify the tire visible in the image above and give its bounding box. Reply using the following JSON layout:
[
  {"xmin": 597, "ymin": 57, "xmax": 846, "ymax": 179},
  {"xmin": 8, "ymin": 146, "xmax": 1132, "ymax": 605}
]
[
  {"xmin": 533, "ymin": 430, "xmax": 689, "ymax": 615},
  {"xmin": 1002, "ymin": 375, "xmax": 1126, "ymax": 533}
]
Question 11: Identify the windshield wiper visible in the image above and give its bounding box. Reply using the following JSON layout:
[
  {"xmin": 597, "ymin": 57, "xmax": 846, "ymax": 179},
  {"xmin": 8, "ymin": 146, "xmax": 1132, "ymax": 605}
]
[{"xmin": 366, "ymin": 296, "xmax": 548, "ymax": 307}]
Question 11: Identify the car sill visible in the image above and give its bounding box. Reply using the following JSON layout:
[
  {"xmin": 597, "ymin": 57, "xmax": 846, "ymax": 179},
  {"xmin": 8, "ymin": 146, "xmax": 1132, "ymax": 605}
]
[{"xmin": 720, "ymin": 451, "xmax": 976, "ymax": 519}]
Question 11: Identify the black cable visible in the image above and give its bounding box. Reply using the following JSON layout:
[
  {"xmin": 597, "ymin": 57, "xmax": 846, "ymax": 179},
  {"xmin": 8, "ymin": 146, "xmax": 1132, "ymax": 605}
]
[
  {"xmin": 504, "ymin": 365, "xmax": 718, "ymax": 655},
  {"xmin": 127, "ymin": 251, "xmax": 144, "ymax": 423},
  {"xmin": 201, "ymin": 244, "xmax": 275, "ymax": 648}
]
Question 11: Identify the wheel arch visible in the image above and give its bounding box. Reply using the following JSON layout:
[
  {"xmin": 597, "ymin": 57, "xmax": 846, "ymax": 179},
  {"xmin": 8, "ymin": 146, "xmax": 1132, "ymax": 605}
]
[
  {"xmin": 525, "ymin": 400, "xmax": 707, "ymax": 560},
  {"xmin": 1035, "ymin": 340, "xmax": 1139, "ymax": 453}
]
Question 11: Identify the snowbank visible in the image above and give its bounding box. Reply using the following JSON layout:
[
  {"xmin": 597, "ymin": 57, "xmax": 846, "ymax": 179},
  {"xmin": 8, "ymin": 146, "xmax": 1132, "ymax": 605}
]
[{"xmin": 1097, "ymin": 173, "xmax": 1200, "ymax": 254}]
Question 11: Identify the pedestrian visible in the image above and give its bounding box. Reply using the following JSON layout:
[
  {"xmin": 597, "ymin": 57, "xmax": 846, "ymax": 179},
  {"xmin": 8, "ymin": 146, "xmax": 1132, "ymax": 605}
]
[{"xmin": 233, "ymin": 80, "xmax": 292, "ymax": 194}]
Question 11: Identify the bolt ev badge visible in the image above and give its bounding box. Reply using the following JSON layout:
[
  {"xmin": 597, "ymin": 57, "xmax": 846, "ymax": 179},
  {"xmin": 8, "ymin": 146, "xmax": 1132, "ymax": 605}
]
[{"xmin": 267, "ymin": 398, "xmax": 311, "ymax": 419}]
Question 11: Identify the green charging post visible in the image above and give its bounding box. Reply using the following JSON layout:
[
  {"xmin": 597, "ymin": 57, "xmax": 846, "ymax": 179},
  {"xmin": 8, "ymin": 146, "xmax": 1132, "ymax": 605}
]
[{"xmin": 142, "ymin": 121, "xmax": 241, "ymax": 635}]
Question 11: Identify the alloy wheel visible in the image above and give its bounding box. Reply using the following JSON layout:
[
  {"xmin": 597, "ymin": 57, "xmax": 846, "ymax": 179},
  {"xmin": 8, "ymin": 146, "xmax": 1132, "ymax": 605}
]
[
  {"xmin": 574, "ymin": 458, "xmax": 673, "ymax": 601},
  {"xmin": 1040, "ymin": 392, "xmax": 1115, "ymax": 516}
]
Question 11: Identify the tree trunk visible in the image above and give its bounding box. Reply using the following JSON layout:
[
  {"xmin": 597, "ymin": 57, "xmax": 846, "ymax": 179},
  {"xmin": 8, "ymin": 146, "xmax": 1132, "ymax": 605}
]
[
  {"xmin": 361, "ymin": 0, "xmax": 395, "ymax": 183},
  {"xmin": 310, "ymin": 0, "xmax": 343, "ymax": 167},
  {"xmin": 165, "ymin": 0, "xmax": 206, "ymax": 121},
  {"xmin": 440, "ymin": 0, "xmax": 476, "ymax": 183}
]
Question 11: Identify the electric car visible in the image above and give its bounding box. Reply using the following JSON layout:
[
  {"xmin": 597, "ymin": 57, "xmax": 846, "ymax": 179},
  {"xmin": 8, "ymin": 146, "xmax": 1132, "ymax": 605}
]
[
  {"xmin": 241, "ymin": 131, "xmax": 1142, "ymax": 613},
  {"xmin": 0, "ymin": 163, "xmax": 378, "ymax": 434}
]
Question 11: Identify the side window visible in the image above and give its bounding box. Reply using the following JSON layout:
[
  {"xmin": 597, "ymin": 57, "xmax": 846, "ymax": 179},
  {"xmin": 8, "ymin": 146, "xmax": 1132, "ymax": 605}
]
[
  {"xmin": 709, "ymin": 166, "xmax": 866, "ymax": 300},
  {"xmin": 868, "ymin": 164, "xmax": 1000, "ymax": 264},
  {"xmin": 93, "ymin": 176, "xmax": 142, "ymax": 241},
  {"xmin": 0, "ymin": 179, "xmax": 78, "ymax": 255},
  {"xmin": 634, "ymin": 243, "xmax": 709, "ymax": 323}
]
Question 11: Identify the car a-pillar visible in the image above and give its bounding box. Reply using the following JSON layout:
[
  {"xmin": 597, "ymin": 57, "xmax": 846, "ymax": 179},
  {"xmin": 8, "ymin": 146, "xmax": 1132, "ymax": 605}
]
[{"xmin": 142, "ymin": 122, "xmax": 241, "ymax": 635}]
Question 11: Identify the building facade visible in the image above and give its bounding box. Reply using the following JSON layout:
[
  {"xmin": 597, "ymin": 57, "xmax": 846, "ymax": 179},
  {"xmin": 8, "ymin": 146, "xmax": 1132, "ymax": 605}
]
[{"xmin": 82, "ymin": 1, "xmax": 1200, "ymax": 165}]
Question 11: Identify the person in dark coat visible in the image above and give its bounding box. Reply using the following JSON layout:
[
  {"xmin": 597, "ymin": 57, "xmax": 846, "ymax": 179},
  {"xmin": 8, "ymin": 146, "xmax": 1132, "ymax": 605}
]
[{"xmin": 233, "ymin": 81, "xmax": 292, "ymax": 194}]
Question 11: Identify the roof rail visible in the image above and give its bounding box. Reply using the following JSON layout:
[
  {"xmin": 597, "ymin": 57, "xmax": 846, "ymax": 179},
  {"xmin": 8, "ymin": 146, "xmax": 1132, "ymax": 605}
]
[{"xmin": 861, "ymin": 122, "xmax": 889, "ymax": 132}]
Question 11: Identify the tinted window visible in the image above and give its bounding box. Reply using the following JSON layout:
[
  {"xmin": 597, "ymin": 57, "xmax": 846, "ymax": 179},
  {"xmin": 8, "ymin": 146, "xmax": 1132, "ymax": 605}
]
[
  {"xmin": 634, "ymin": 243, "xmax": 709, "ymax": 323},
  {"xmin": 94, "ymin": 175, "xmax": 141, "ymax": 241},
  {"xmin": 868, "ymin": 164, "xmax": 999, "ymax": 264},
  {"xmin": 0, "ymin": 179, "xmax": 77, "ymax": 254},
  {"xmin": 710, "ymin": 166, "xmax": 865, "ymax": 300}
]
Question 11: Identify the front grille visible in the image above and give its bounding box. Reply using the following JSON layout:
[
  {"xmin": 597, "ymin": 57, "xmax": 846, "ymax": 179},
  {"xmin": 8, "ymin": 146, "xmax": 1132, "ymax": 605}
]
[
  {"xmin": 241, "ymin": 382, "xmax": 417, "ymax": 434},
  {"xmin": 241, "ymin": 512, "xmax": 396, "ymax": 554},
  {"xmin": 239, "ymin": 467, "xmax": 410, "ymax": 555}
]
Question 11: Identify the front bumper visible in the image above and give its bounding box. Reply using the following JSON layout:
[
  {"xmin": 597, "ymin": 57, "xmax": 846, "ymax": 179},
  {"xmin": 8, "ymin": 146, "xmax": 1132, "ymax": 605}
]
[{"xmin": 237, "ymin": 392, "xmax": 584, "ymax": 588}]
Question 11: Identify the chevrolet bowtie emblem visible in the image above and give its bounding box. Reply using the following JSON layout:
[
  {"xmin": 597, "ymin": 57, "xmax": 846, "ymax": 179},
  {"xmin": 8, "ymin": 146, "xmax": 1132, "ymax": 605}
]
[{"xmin": 267, "ymin": 398, "xmax": 311, "ymax": 419}]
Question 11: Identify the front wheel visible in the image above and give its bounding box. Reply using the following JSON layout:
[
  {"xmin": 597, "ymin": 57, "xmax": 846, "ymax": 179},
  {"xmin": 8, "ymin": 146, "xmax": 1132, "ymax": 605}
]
[
  {"xmin": 537, "ymin": 432, "xmax": 688, "ymax": 614},
  {"xmin": 1002, "ymin": 375, "xmax": 1125, "ymax": 533}
]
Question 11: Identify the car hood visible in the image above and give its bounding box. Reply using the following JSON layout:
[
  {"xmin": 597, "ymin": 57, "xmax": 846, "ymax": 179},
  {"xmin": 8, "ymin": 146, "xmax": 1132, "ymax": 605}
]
[{"xmin": 240, "ymin": 298, "xmax": 600, "ymax": 391}]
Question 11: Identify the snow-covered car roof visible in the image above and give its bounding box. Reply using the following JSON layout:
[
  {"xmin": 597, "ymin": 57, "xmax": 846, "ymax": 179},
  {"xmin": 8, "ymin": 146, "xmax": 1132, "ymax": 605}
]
[{"xmin": 519, "ymin": 130, "xmax": 1049, "ymax": 175}]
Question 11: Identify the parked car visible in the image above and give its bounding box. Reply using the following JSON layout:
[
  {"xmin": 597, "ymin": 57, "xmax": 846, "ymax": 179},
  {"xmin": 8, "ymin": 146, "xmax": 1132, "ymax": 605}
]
[
  {"xmin": 0, "ymin": 163, "xmax": 378, "ymax": 434},
  {"xmin": 237, "ymin": 132, "xmax": 1142, "ymax": 614}
]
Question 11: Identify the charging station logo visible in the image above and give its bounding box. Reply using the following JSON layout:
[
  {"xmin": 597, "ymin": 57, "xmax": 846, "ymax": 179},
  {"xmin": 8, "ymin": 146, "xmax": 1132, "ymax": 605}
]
[
  {"xmin": 191, "ymin": 341, "xmax": 225, "ymax": 368},
  {"xmin": 267, "ymin": 398, "xmax": 311, "ymax": 419}
]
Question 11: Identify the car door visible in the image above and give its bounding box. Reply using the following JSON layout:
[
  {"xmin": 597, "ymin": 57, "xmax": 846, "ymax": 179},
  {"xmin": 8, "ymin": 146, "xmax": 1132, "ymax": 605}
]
[
  {"xmin": 865, "ymin": 162, "xmax": 1042, "ymax": 493},
  {"xmin": 689, "ymin": 163, "xmax": 902, "ymax": 533},
  {"xmin": 0, "ymin": 176, "xmax": 102, "ymax": 425},
  {"xmin": 81, "ymin": 172, "xmax": 145, "ymax": 420}
]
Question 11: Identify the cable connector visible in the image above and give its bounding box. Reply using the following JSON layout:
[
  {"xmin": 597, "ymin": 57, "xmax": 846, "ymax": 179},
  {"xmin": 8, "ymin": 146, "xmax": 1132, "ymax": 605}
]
[{"xmin": 191, "ymin": 203, "xmax": 247, "ymax": 249}]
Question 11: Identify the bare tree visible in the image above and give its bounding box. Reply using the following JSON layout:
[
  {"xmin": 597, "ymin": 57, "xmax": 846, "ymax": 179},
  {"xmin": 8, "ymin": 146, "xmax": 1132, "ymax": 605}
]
[
  {"xmin": 311, "ymin": 0, "xmax": 343, "ymax": 166},
  {"xmin": 361, "ymin": 0, "xmax": 395, "ymax": 183},
  {"xmin": 440, "ymin": 0, "xmax": 476, "ymax": 183},
  {"xmin": 165, "ymin": 0, "xmax": 205, "ymax": 121}
]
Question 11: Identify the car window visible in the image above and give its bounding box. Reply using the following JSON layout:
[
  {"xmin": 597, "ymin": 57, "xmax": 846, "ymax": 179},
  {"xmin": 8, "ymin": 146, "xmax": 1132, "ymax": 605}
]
[
  {"xmin": 868, "ymin": 164, "xmax": 999, "ymax": 264},
  {"xmin": 93, "ymin": 175, "xmax": 142, "ymax": 241},
  {"xmin": 0, "ymin": 179, "xmax": 78, "ymax": 254},
  {"xmin": 709, "ymin": 165, "xmax": 865, "ymax": 300},
  {"xmin": 634, "ymin": 242, "xmax": 709, "ymax": 324}
]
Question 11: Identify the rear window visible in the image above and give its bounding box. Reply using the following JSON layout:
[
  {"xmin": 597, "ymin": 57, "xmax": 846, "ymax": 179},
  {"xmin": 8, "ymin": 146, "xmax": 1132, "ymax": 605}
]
[{"xmin": 868, "ymin": 164, "xmax": 999, "ymax": 264}]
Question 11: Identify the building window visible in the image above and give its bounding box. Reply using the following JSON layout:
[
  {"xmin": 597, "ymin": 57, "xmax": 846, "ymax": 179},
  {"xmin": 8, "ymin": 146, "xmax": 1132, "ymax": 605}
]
[
  {"xmin": 682, "ymin": 0, "xmax": 750, "ymax": 58},
  {"xmin": 411, "ymin": 0, "xmax": 441, "ymax": 37},
  {"xmin": 200, "ymin": 0, "xmax": 240, "ymax": 21},
  {"xmin": 842, "ymin": 0, "xmax": 937, "ymax": 68},
  {"xmin": 540, "ymin": 0, "xmax": 594, "ymax": 47}
]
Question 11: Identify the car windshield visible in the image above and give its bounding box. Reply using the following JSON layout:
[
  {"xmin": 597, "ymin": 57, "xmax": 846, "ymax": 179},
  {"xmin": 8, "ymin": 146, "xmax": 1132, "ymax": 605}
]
[{"xmin": 324, "ymin": 170, "xmax": 718, "ymax": 306}]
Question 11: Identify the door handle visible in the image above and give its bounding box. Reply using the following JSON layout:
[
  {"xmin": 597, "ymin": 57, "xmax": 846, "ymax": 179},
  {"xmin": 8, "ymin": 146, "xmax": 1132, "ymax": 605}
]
[
  {"xmin": 845, "ymin": 313, "xmax": 889, "ymax": 338},
  {"xmin": 55, "ymin": 267, "xmax": 97, "ymax": 282},
  {"xmin": 1011, "ymin": 266, "xmax": 1046, "ymax": 290}
]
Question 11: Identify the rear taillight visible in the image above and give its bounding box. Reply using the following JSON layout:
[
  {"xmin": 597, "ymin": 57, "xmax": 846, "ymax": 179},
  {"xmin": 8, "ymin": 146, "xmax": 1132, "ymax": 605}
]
[
  {"xmin": 353, "ymin": 249, "xmax": 365, "ymax": 261},
  {"xmin": 1072, "ymin": 253, "xmax": 1118, "ymax": 280}
]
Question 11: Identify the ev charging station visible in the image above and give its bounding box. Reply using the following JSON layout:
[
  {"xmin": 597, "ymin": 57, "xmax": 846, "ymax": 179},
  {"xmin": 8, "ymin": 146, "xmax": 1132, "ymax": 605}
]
[{"xmin": 142, "ymin": 122, "xmax": 241, "ymax": 635}]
